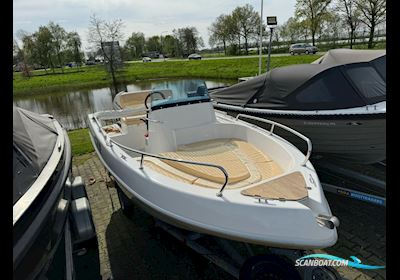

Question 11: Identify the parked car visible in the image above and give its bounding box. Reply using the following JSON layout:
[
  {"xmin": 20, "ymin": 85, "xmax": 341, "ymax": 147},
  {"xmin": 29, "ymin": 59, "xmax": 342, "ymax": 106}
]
[
  {"xmin": 188, "ymin": 53, "xmax": 202, "ymax": 60},
  {"xmin": 143, "ymin": 51, "xmax": 160, "ymax": 58},
  {"xmin": 142, "ymin": 57, "xmax": 152, "ymax": 62},
  {"xmin": 13, "ymin": 64, "xmax": 21, "ymax": 72},
  {"xmin": 85, "ymin": 60, "xmax": 96, "ymax": 66},
  {"xmin": 289, "ymin": 43, "xmax": 318, "ymax": 55}
]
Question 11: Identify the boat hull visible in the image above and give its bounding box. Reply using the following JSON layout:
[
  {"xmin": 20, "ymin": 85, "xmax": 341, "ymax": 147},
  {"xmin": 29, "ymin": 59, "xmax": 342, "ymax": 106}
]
[
  {"xmin": 215, "ymin": 107, "xmax": 385, "ymax": 164},
  {"xmin": 13, "ymin": 131, "xmax": 72, "ymax": 280}
]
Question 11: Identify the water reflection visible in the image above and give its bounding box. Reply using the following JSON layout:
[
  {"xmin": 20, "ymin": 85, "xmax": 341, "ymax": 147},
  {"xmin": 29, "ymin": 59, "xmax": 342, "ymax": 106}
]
[{"xmin": 13, "ymin": 79, "xmax": 231, "ymax": 130}]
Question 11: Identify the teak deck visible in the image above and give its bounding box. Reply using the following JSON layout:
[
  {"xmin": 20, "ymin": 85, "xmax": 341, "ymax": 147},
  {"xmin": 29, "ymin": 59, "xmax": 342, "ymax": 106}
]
[
  {"xmin": 142, "ymin": 139, "xmax": 309, "ymax": 201},
  {"xmin": 241, "ymin": 172, "xmax": 308, "ymax": 201}
]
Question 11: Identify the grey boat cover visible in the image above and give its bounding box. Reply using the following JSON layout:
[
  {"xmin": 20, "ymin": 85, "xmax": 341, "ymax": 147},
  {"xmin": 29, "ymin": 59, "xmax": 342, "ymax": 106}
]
[
  {"xmin": 211, "ymin": 49, "xmax": 386, "ymax": 110},
  {"xmin": 13, "ymin": 107, "xmax": 59, "ymax": 205}
]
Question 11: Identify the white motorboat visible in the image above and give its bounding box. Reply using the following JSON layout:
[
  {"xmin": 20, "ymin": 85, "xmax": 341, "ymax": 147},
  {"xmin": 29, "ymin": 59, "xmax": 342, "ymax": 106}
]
[{"xmin": 88, "ymin": 80, "xmax": 338, "ymax": 249}]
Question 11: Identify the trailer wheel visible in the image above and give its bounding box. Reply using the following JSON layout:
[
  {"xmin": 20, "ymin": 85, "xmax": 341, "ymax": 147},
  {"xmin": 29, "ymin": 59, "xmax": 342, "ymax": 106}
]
[
  {"xmin": 303, "ymin": 266, "xmax": 341, "ymax": 280},
  {"xmin": 239, "ymin": 254, "xmax": 301, "ymax": 280},
  {"xmin": 116, "ymin": 186, "xmax": 134, "ymax": 216}
]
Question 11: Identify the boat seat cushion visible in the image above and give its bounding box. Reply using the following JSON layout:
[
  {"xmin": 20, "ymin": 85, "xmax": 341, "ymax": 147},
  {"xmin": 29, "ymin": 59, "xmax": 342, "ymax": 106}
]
[
  {"xmin": 121, "ymin": 116, "xmax": 144, "ymax": 126},
  {"xmin": 120, "ymin": 91, "xmax": 149, "ymax": 109},
  {"xmin": 240, "ymin": 172, "xmax": 308, "ymax": 201},
  {"xmin": 152, "ymin": 139, "xmax": 282, "ymax": 187}
]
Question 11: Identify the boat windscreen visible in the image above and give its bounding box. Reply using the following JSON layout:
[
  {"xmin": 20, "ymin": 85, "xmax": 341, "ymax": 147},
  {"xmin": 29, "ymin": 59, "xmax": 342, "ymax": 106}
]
[
  {"xmin": 150, "ymin": 80, "xmax": 210, "ymax": 109},
  {"xmin": 371, "ymin": 56, "xmax": 386, "ymax": 81},
  {"xmin": 345, "ymin": 64, "xmax": 386, "ymax": 104}
]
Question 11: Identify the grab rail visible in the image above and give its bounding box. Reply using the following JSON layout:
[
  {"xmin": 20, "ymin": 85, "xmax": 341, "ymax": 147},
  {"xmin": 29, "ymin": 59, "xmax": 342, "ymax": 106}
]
[
  {"xmin": 235, "ymin": 114, "xmax": 312, "ymax": 166},
  {"xmin": 92, "ymin": 114, "xmax": 229, "ymax": 197},
  {"xmin": 94, "ymin": 107, "xmax": 149, "ymax": 121}
]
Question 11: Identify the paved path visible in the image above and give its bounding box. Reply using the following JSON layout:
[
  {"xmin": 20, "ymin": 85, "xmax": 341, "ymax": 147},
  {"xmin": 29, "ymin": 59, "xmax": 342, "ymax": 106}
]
[{"xmin": 72, "ymin": 153, "xmax": 385, "ymax": 280}]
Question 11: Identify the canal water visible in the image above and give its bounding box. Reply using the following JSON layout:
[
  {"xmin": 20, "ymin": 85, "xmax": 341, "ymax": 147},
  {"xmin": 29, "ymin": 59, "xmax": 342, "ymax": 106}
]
[{"xmin": 13, "ymin": 79, "xmax": 232, "ymax": 130}]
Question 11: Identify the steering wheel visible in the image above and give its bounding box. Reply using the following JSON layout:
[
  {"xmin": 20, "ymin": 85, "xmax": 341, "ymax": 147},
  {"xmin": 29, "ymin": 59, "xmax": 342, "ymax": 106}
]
[{"xmin": 144, "ymin": 91, "xmax": 166, "ymax": 109}]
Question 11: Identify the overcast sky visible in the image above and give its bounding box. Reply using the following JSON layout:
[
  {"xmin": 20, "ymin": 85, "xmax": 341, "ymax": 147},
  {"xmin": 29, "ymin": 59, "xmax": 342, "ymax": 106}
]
[{"xmin": 13, "ymin": 0, "xmax": 296, "ymax": 50}]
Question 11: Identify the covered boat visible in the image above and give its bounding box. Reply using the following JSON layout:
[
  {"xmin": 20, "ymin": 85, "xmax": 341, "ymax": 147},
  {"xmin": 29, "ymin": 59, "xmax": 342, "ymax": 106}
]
[
  {"xmin": 211, "ymin": 49, "xmax": 386, "ymax": 164},
  {"xmin": 13, "ymin": 107, "xmax": 72, "ymax": 280},
  {"xmin": 89, "ymin": 80, "xmax": 338, "ymax": 250}
]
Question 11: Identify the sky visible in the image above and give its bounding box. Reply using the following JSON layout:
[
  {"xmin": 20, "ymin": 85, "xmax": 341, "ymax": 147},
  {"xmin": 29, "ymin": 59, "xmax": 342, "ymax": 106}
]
[{"xmin": 13, "ymin": 0, "xmax": 296, "ymax": 50}]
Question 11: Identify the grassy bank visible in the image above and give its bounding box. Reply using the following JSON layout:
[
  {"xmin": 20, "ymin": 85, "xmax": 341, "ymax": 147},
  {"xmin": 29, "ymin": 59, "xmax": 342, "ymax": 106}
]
[
  {"xmin": 14, "ymin": 55, "xmax": 320, "ymax": 95},
  {"xmin": 68, "ymin": 128, "xmax": 94, "ymax": 156}
]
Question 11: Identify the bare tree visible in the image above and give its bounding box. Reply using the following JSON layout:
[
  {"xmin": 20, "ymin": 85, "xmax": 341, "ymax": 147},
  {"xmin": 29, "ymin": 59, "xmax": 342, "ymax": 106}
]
[
  {"xmin": 356, "ymin": 0, "xmax": 386, "ymax": 49},
  {"xmin": 13, "ymin": 37, "xmax": 31, "ymax": 78},
  {"xmin": 88, "ymin": 14, "xmax": 125, "ymax": 92},
  {"xmin": 209, "ymin": 15, "xmax": 230, "ymax": 55},
  {"xmin": 335, "ymin": 0, "xmax": 361, "ymax": 48},
  {"xmin": 295, "ymin": 0, "xmax": 332, "ymax": 46},
  {"xmin": 280, "ymin": 17, "xmax": 301, "ymax": 44},
  {"xmin": 232, "ymin": 4, "xmax": 261, "ymax": 55}
]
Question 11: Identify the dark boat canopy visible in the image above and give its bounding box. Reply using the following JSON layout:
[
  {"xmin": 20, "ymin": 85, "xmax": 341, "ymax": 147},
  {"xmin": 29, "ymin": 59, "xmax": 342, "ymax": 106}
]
[
  {"xmin": 211, "ymin": 49, "xmax": 386, "ymax": 110},
  {"xmin": 13, "ymin": 107, "xmax": 59, "ymax": 205}
]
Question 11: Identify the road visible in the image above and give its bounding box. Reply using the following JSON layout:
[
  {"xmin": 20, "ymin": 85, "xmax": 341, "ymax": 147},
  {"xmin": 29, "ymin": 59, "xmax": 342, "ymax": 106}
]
[{"xmin": 125, "ymin": 52, "xmax": 325, "ymax": 64}]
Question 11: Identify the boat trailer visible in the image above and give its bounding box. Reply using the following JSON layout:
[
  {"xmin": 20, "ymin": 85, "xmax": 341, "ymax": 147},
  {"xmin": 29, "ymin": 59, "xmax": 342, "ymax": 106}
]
[
  {"xmin": 43, "ymin": 176, "xmax": 97, "ymax": 280},
  {"xmin": 313, "ymin": 159, "xmax": 386, "ymax": 207},
  {"xmin": 153, "ymin": 219, "xmax": 341, "ymax": 280}
]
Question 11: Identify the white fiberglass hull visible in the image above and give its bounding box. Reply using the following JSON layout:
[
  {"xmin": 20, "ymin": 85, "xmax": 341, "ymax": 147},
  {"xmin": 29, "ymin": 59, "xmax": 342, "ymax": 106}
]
[{"xmin": 88, "ymin": 108, "xmax": 337, "ymax": 250}]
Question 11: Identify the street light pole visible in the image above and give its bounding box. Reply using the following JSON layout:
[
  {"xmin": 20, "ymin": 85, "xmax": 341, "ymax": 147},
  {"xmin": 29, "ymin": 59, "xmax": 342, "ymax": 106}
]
[
  {"xmin": 266, "ymin": 27, "xmax": 274, "ymax": 72},
  {"xmin": 258, "ymin": 0, "xmax": 264, "ymax": 75},
  {"xmin": 265, "ymin": 16, "xmax": 277, "ymax": 72},
  {"xmin": 160, "ymin": 30, "xmax": 168, "ymax": 60}
]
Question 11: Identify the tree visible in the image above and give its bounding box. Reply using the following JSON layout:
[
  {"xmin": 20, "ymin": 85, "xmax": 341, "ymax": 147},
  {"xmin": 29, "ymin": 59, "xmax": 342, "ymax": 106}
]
[
  {"xmin": 319, "ymin": 11, "xmax": 344, "ymax": 46},
  {"xmin": 279, "ymin": 19, "xmax": 294, "ymax": 43},
  {"xmin": 356, "ymin": 0, "xmax": 386, "ymax": 49},
  {"xmin": 295, "ymin": 0, "xmax": 332, "ymax": 46},
  {"xmin": 88, "ymin": 14, "xmax": 125, "ymax": 93},
  {"xmin": 232, "ymin": 4, "xmax": 261, "ymax": 55},
  {"xmin": 13, "ymin": 37, "xmax": 32, "ymax": 78},
  {"xmin": 146, "ymin": 36, "xmax": 161, "ymax": 52},
  {"xmin": 280, "ymin": 17, "xmax": 302, "ymax": 43},
  {"xmin": 48, "ymin": 22, "xmax": 67, "ymax": 72},
  {"xmin": 13, "ymin": 39, "xmax": 19, "ymax": 65},
  {"xmin": 162, "ymin": 35, "xmax": 178, "ymax": 57},
  {"xmin": 209, "ymin": 15, "xmax": 231, "ymax": 55},
  {"xmin": 35, "ymin": 26, "xmax": 56, "ymax": 73},
  {"xmin": 66, "ymin": 32, "xmax": 84, "ymax": 69},
  {"xmin": 125, "ymin": 32, "xmax": 145, "ymax": 59},
  {"xmin": 335, "ymin": 0, "xmax": 361, "ymax": 48},
  {"xmin": 225, "ymin": 14, "xmax": 241, "ymax": 54},
  {"xmin": 173, "ymin": 27, "xmax": 204, "ymax": 56}
]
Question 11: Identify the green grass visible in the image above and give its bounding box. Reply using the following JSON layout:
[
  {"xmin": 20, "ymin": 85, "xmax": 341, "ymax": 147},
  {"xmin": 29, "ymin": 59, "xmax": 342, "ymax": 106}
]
[
  {"xmin": 14, "ymin": 55, "xmax": 321, "ymax": 96},
  {"xmin": 67, "ymin": 128, "xmax": 94, "ymax": 156}
]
